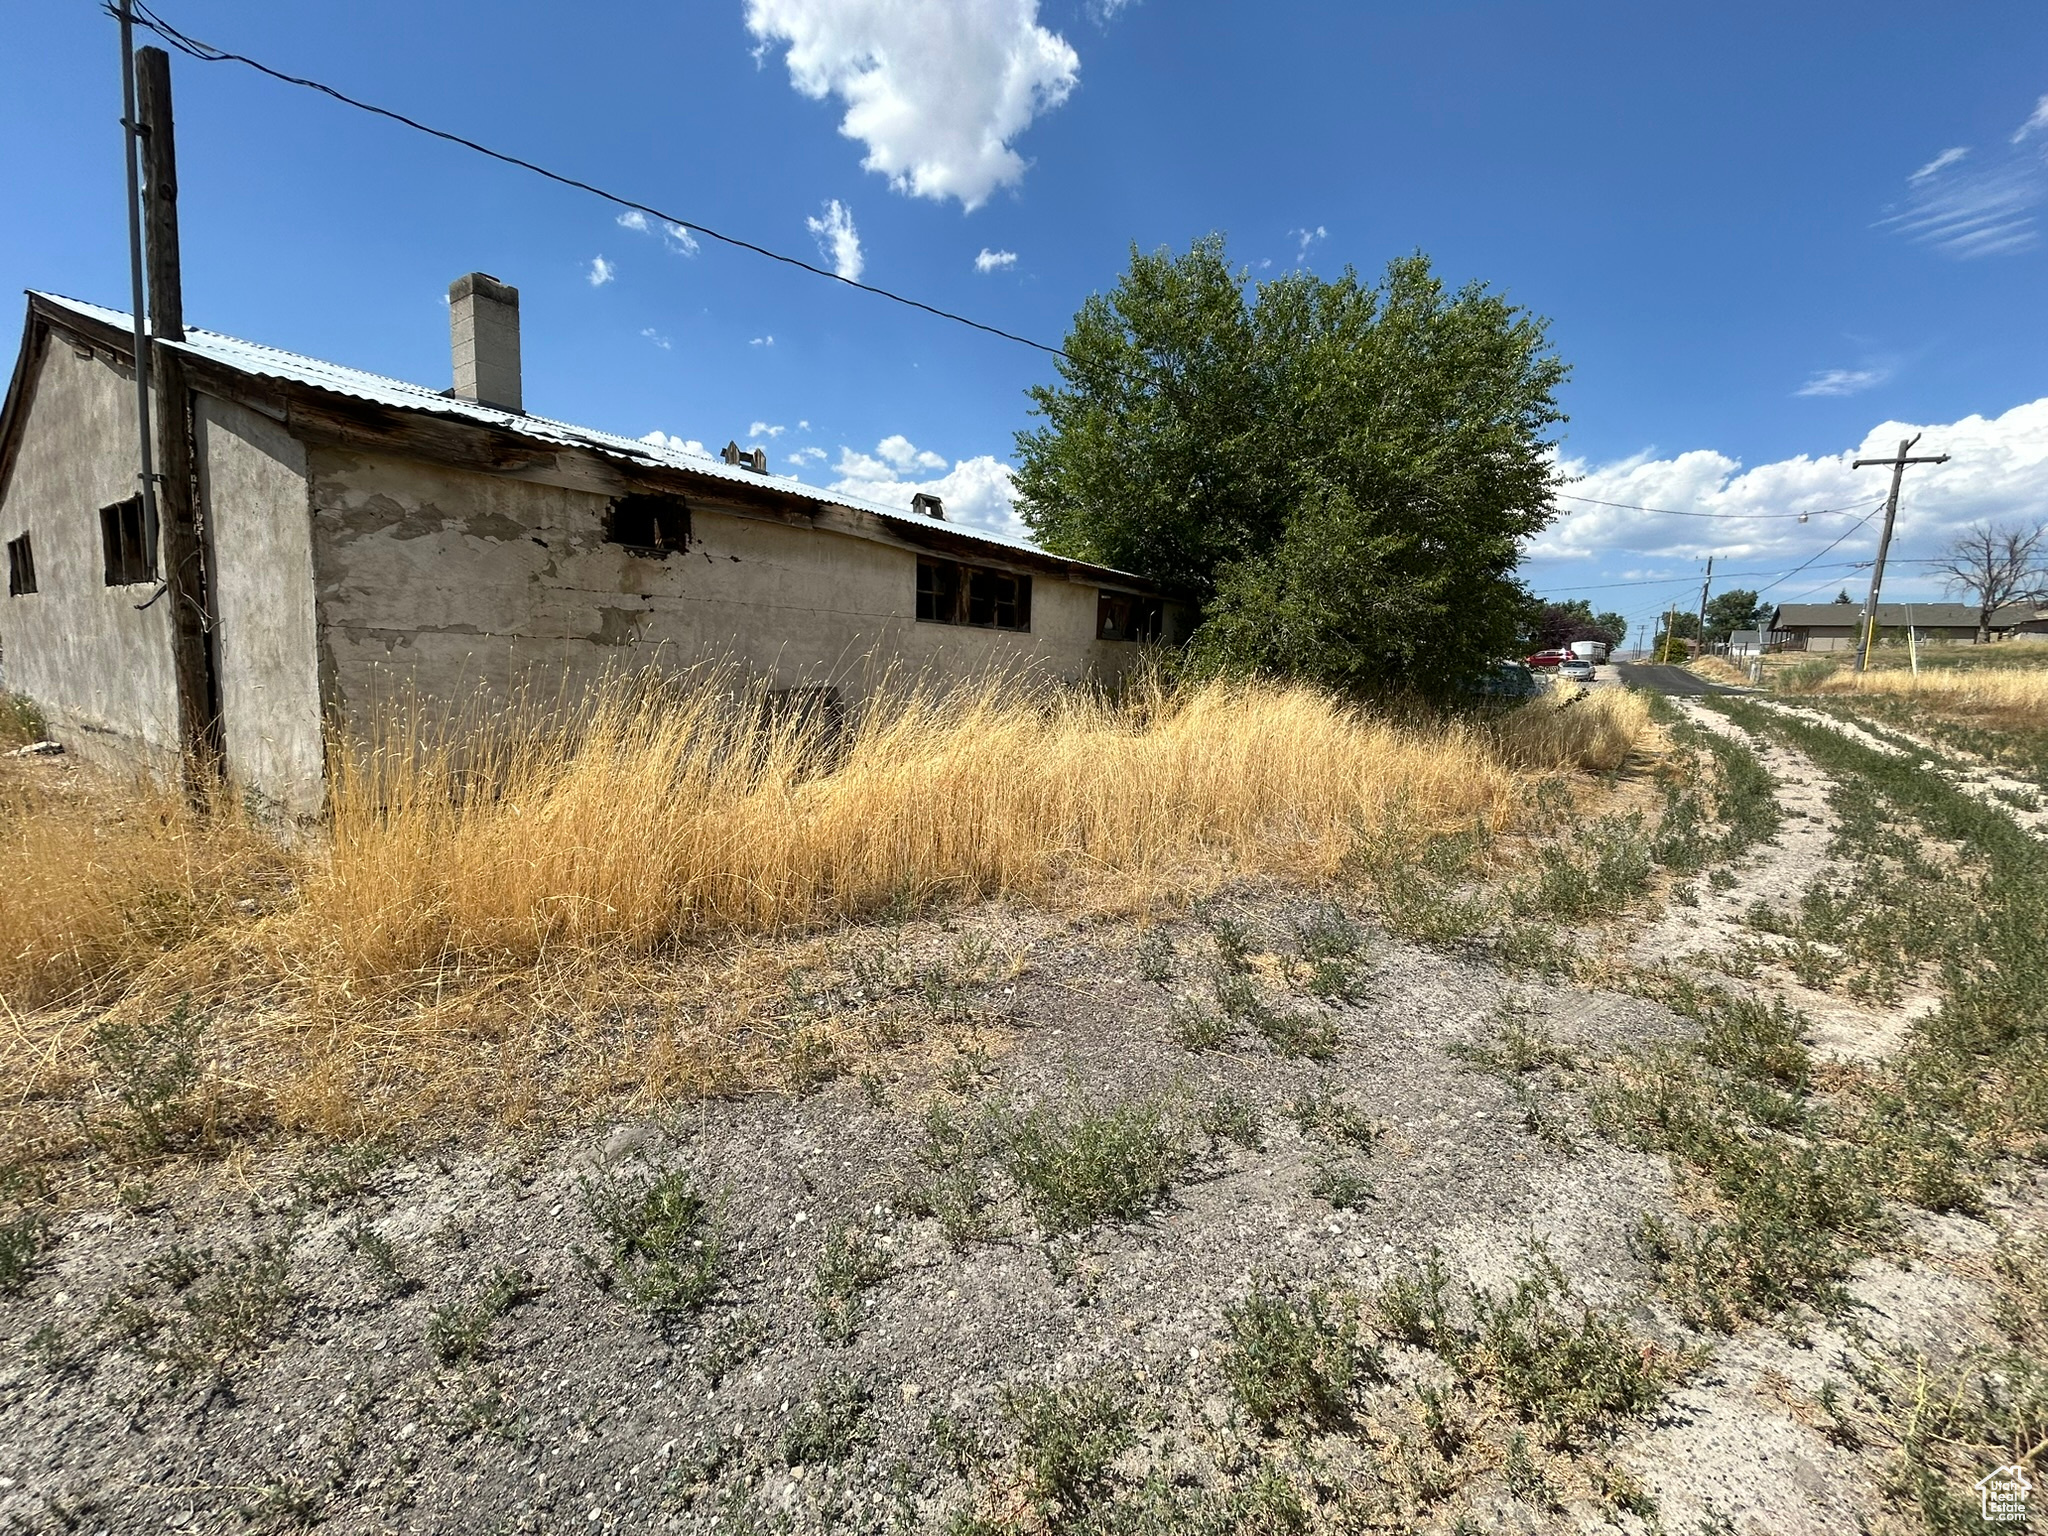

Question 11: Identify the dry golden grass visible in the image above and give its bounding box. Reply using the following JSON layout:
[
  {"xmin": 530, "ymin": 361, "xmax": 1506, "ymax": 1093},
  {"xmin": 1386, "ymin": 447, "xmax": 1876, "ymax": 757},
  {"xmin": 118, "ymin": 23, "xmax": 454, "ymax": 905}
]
[
  {"xmin": 0, "ymin": 672, "xmax": 1652, "ymax": 1156},
  {"xmin": 1805, "ymin": 663, "xmax": 2048, "ymax": 721},
  {"xmin": 1687, "ymin": 656, "xmax": 1753, "ymax": 688}
]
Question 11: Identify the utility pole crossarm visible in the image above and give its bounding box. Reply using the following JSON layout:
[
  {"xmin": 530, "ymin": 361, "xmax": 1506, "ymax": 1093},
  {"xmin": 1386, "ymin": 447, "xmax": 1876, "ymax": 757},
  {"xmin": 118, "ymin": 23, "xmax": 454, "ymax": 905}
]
[{"xmin": 1853, "ymin": 454, "xmax": 1950, "ymax": 469}]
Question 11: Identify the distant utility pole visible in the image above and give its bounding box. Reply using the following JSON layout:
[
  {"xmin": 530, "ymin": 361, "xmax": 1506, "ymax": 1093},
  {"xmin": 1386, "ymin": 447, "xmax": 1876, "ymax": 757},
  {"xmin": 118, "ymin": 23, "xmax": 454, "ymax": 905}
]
[
  {"xmin": 1694, "ymin": 555, "xmax": 1715, "ymax": 660},
  {"xmin": 1852, "ymin": 434, "xmax": 1951, "ymax": 673}
]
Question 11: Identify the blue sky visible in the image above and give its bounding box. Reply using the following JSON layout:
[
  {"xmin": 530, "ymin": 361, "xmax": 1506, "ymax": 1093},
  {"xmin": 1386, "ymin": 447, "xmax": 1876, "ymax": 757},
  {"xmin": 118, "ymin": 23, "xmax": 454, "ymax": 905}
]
[{"xmin": 4, "ymin": 0, "xmax": 2045, "ymax": 645}]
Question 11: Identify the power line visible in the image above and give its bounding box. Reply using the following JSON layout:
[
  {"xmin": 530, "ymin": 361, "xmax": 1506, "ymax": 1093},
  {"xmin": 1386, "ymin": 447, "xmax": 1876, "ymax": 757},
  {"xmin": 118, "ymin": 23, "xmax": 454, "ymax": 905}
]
[
  {"xmin": 1552, "ymin": 490, "xmax": 1875, "ymax": 521},
  {"xmin": 118, "ymin": 2, "xmax": 1071, "ymax": 361}
]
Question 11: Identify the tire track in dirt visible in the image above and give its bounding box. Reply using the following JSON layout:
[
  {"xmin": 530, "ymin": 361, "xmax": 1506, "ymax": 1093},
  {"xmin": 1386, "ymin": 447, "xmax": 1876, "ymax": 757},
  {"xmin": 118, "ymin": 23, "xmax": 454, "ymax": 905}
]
[{"xmin": 1762, "ymin": 698, "xmax": 2048, "ymax": 842}]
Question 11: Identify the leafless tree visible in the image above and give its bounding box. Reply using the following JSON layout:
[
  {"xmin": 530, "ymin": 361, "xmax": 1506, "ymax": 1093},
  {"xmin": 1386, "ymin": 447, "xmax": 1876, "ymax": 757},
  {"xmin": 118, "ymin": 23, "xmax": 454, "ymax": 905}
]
[{"xmin": 1937, "ymin": 521, "xmax": 2048, "ymax": 644}]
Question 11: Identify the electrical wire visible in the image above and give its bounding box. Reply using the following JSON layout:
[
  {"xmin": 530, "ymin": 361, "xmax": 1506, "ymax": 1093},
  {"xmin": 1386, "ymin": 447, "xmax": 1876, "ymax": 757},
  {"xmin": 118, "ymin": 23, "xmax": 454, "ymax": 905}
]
[
  {"xmin": 118, "ymin": 1, "xmax": 1071, "ymax": 360},
  {"xmin": 1552, "ymin": 490, "xmax": 1874, "ymax": 521}
]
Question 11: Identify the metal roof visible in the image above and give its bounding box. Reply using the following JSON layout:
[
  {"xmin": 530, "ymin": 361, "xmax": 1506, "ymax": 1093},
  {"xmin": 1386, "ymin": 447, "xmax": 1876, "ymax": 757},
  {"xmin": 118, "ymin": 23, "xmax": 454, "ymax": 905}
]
[{"xmin": 29, "ymin": 291, "xmax": 1131, "ymax": 578}]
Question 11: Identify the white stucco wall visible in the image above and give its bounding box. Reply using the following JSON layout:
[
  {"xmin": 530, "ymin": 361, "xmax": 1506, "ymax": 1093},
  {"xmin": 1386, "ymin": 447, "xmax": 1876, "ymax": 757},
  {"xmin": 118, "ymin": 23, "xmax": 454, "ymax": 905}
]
[
  {"xmin": 196, "ymin": 396, "xmax": 324, "ymax": 816},
  {"xmin": 305, "ymin": 447, "xmax": 1157, "ymax": 724},
  {"xmin": 0, "ymin": 340, "xmax": 178, "ymax": 778}
]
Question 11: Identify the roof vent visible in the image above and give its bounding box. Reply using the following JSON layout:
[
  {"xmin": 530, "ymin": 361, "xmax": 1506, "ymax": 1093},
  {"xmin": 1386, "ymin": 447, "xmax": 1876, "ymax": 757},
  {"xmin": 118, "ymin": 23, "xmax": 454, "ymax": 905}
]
[
  {"xmin": 448, "ymin": 273, "xmax": 521, "ymax": 413},
  {"xmin": 722, "ymin": 440, "xmax": 769, "ymax": 474},
  {"xmin": 911, "ymin": 492, "xmax": 944, "ymax": 520}
]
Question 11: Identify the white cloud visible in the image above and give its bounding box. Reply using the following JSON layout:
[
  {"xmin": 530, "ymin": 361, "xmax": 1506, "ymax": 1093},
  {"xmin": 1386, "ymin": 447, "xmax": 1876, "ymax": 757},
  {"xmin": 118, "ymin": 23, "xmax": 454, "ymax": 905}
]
[
  {"xmin": 1881, "ymin": 97, "xmax": 2048, "ymax": 258},
  {"xmin": 1291, "ymin": 225, "xmax": 1327, "ymax": 261},
  {"xmin": 751, "ymin": 334, "xmax": 775, "ymax": 347},
  {"xmin": 2012, "ymin": 94, "xmax": 2048, "ymax": 144},
  {"xmin": 1089, "ymin": 0, "xmax": 1138, "ymax": 18},
  {"xmin": 806, "ymin": 199, "xmax": 865, "ymax": 281},
  {"xmin": 1910, "ymin": 146, "xmax": 1970, "ymax": 183},
  {"xmin": 641, "ymin": 327, "xmax": 672, "ymax": 350},
  {"xmin": 587, "ymin": 255, "xmax": 616, "ymax": 286},
  {"xmin": 828, "ymin": 439, "xmax": 1026, "ymax": 540},
  {"xmin": 748, "ymin": 421, "xmax": 788, "ymax": 439},
  {"xmin": 798, "ymin": 419, "xmax": 811, "ymax": 430},
  {"xmin": 639, "ymin": 430, "xmax": 709, "ymax": 457},
  {"xmin": 787, "ymin": 445, "xmax": 828, "ymax": 466},
  {"xmin": 974, "ymin": 247, "xmax": 1020, "ymax": 273},
  {"xmin": 745, "ymin": 0, "xmax": 1080, "ymax": 210},
  {"xmin": 1532, "ymin": 398, "xmax": 2048, "ymax": 603},
  {"xmin": 873, "ymin": 433, "xmax": 949, "ymax": 472},
  {"xmin": 1795, "ymin": 366, "xmax": 1889, "ymax": 398},
  {"xmin": 618, "ymin": 209, "xmax": 701, "ymax": 255}
]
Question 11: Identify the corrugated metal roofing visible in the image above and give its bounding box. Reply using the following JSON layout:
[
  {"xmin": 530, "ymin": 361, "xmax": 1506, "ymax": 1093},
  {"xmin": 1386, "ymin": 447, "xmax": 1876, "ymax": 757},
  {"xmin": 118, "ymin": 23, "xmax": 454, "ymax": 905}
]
[{"xmin": 30, "ymin": 291, "xmax": 1119, "ymax": 575}]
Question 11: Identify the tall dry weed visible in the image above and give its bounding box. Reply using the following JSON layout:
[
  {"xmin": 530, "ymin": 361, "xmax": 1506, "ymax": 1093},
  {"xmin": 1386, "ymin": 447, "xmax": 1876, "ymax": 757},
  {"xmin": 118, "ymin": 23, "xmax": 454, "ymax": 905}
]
[
  {"xmin": 1, "ymin": 671, "xmax": 1650, "ymax": 1149},
  {"xmin": 0, "ymin": 762, "xmax": 288, "ymax": 1011},
  {"xmin": 1806, "ymin": 664, "xmax": 2048, "ymax": 721},
  {"xmin": 301, "ymin": 671, "xmax": 1571, "ymax": 979}
]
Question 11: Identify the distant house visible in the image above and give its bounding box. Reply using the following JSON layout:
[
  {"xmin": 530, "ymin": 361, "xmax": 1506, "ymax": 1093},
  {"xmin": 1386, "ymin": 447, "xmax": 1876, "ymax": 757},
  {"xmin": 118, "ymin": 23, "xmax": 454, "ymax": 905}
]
[
  {"xmin": 1767, "ymin": 601, "xmax": 2044, "ymax": 652},
  {"xmin": 0, "ymin": 278, "xmax": 1183, "ymax": 815},
  {"xmin": 1725, "ymin": 629, "xmax": 1765, "ymax": 660}
]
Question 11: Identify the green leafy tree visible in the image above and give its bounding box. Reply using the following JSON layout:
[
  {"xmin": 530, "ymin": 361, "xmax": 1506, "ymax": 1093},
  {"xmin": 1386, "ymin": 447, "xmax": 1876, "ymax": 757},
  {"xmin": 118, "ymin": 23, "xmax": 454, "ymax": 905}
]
[
  {"xmin": 1014, "ymin": 239, "xmax": 1568, "ymax": 698},
  {"xmin": 1651, "ymin": 612, "xmax": 1700, "ymax": 661},
  {"xmin": 1520, "ymin": 598, "xmax": 1625, "ymax": 651},
  {"xmin": 1702, "ymin": 589, "xmax": 1763, "ymax": 644}
]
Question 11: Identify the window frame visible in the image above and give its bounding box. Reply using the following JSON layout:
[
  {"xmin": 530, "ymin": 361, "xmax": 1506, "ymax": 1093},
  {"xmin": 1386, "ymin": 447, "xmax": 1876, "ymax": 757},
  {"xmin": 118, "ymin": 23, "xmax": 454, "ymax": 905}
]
[
  {"xmin": 6, "ymin": 532, "xmax": 34, "ymax": 597},
  {"xmin": 915, "ymin": 556, "xmax": 1032, "ymax": 633},
  {"xmin": 604, "ymin": 492, "xmax": 690, "ymax": 557},
  {"xmin": 99, "ymin": 494, "xmax": 155, "ymax": 586},
  {"xmin": 1096, "ymin": 591, "xmax": 1164, "ymax": 643}
]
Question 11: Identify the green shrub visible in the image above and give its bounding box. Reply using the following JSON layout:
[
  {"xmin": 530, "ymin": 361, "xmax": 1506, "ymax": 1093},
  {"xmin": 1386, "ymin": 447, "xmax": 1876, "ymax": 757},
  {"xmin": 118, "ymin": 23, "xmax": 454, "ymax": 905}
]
[
  {"xmin": 1222, "ymin": 1276, "xmax": 1375, "ymax": 1431},
  {"xmin": 426, "ymin": 1265, "xmax": 538, "ymax": 1366},
  {"xmin": 580, "ymin": 1166, "xmax": 720, "ymax": 1319},
  {"xmin": 1000, "ymin": 1094, "xmax": 1194, "ymax": 1236}
]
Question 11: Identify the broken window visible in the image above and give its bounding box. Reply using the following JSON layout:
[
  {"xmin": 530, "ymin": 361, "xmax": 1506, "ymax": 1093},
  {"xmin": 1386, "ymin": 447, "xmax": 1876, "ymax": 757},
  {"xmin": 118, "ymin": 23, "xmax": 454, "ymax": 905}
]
[
  {"xmin": 605, "ymin": 493, "xmax": 689, "ymax": 556},
  {"xmin": 6, "ymin": 533, "xmax": 34, "ymax": 596},
  {"xmin": 916, "ymin": 558, "xmax": 1031, "ymax": 632},
  {"xmin": 99, "ymin": 495, "xmax": 154, "ymax": 586},
  {"xmin": 1096, "ymin": 592, "xmax": 1164, "ymax": 642}
]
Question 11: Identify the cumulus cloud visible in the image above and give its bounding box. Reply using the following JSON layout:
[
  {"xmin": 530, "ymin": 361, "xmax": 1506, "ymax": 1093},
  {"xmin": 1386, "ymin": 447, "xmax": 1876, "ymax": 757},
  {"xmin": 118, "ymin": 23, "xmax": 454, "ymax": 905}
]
[
  {"xmin": 639, "ymin": 430, "xmax": 709, "ymax": 457},
  {"xmin": 1531, "ymin": 397, "xmax": 2048, "ymax": 603},
  {"xmin": 1880, "ymin": 96, "xmax": 2048, "ymax": 258},
  {"xmin": 751, "ymin": 334, "xmax": 775, "ymax": 347},
  {"xmin": 745, "ymin": 0, "xmax": 1080, "ymax": 209},
  {"xmin": 786, "ymin": 445, "xmax": 828, "ymax": 466},
  {"xmin": 1795, "ymin": 366, "xmax": 1890, "ymax": 398},
  {"xmin": 974, "ymin": 247, "xmax": 1019, "ymax": 273},
  {"xmin": 748, "ymin": 421, "xmax": 788, "ymax": 438},
  {"xmin": 1291, "ymin": 225, "xmax": 1327, "ymax": 261},
  {"xmin": 806, "ymin": 199, "xmax": 864, "ymax": 280},
  {"xmin": 641, "ymin": 327, "xmax": 672, "ymax": 350},
  {"xmin": 587, "ymin": 255, "xmax": 616, "ymax": 286},
  {"xmin": 827, "ymin": 436, "xmax": 1026, "ymax": 539},
  {"xmin": 618, "ymin": 208, "xmax": 701, "ymax": 255}
]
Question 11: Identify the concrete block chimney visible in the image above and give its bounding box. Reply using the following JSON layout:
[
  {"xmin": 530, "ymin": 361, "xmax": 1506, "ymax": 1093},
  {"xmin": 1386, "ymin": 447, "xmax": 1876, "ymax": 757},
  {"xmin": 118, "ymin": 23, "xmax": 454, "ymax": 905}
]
[{"xmin": 449, "ymin": 272, "xmax": 521, "ymax": 413}]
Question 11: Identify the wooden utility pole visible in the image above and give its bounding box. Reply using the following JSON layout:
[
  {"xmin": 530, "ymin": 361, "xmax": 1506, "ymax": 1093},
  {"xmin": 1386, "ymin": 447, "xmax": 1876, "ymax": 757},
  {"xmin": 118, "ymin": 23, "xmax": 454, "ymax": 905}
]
[
  {"xmin": 1694, "ymin": 555, "xmax": 1715, "ymax": 661},
  {"xmin": 135, "ymin": 43, "xmax": 222, "ymax": 786},
  {"xmin": 1851, "ymin": 434, "xmax": 1950, "ymax": 673},
  {"xmin": 115, "ymin": 2, "xmax": 159, "ymax": 568}
]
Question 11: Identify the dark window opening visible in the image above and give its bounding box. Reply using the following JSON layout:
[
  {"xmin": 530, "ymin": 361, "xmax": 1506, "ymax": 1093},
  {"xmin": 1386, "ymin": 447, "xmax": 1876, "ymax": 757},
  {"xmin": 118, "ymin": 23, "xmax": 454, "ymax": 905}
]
[
  {"xmin": 100, "ymin": 495, "xmax": 153, "ymax": 586},
  {"xmin": 6, "ymin": 533, "xmax": 35, "ymax": 597},
  {"xmin": 605, "ymin": 493, "xmax": 689, "ymax": 556},
  {"xmin": 1097, "ymin": 592, "xmax": 1164, "ymax": 642},
  {"xmin": 916, "ymin": 558, "xmax": 1031, "ymax": 632}
]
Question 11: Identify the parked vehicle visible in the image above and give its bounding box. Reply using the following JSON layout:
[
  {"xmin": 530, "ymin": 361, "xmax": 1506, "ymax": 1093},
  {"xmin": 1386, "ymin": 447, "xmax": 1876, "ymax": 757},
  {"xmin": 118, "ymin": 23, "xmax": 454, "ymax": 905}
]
[
  {"xmin": 1559, "ymin": 657, "xmax": 1596, "ymax": 682},
  {"xmin": 1468, "ymin": 660, "xmax": 1542, "ymax": 702},
  {"xmin": 1524, "ymin": 648, "xmax": 1571, "ymax": 668},
  {"xmin": 1569, "ymin": 640, "xmax": 1609, "ymax": 664}
]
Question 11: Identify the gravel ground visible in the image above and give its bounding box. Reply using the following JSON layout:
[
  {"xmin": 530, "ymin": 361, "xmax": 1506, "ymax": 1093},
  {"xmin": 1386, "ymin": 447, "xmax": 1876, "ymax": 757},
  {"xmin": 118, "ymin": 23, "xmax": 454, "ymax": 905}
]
[{"xmin": 0, "ymin": 716, "xmax": 2032, "ymax": 1533}]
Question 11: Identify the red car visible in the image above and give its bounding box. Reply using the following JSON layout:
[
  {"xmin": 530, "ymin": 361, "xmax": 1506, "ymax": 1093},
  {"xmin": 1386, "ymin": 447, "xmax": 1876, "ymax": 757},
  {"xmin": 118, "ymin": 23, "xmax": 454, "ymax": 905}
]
[{"xmin": 1524, "ymin": 649, "xmax": 1572, "ymax": 668}]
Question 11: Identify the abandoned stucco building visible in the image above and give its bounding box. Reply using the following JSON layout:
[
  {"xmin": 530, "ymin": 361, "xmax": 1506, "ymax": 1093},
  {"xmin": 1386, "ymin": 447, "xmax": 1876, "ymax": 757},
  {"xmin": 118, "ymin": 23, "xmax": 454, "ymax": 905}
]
[{"xmin": 0, "ymin": 278, "xmax": 1179, "ymax": 815}]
